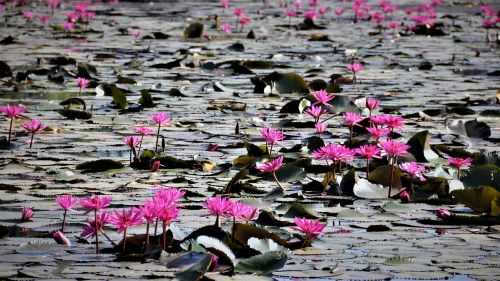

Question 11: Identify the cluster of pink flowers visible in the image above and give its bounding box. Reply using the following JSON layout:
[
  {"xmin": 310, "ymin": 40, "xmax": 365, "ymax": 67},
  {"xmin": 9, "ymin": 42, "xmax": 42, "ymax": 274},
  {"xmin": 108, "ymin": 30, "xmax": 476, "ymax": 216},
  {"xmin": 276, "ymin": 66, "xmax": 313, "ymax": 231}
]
[
  {"xmin": 121, "ymin": 112, "xmax": 171, "ymax": 166},
  {"xmin": 48, "ymin": 186, "xmax": 184, "ymax": 253},
  {"xmin": 0, "ymin": 105, "xmax": 47, "ymax": 148},
  {"xmin": 203, "ymin": 196, "xmax": 260, "ymax": 226},
  {"xmin": 479, "ymin": 6, "xmax": 498, "ymax": 35}
]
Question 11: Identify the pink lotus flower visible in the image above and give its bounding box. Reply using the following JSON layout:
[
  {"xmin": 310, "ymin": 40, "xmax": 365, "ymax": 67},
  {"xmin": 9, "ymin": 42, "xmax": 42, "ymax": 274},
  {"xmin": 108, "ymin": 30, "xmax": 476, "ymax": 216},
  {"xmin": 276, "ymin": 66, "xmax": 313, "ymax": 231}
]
[
  {"xmin": 123, "ymin": 136, "xmax": 141, "ymax": 149},
  {"xmin": 379, "ymin": 140, "xmax": 410, "ymax": 197},
  {"xmin": 64, "ymin": 22, "xmax": 75, "ymax": 32},
  {"xmin": 379, "ymin": 140, "xmax": 410, "ymax": 159},
  {"xmin": 285, "ymin": 9, "xmax": 297, "ymax": 17},
  {"xmin": 334, "ymin": 8, "xmax": 344, "ymax": 16},
  {"xmin": 399, "ymin": 162, "xmax": 426, "ymax": 181},
  {"xmin": 480, "ymin": 5, "xmax": 496, "ymax": 17},
  {"xmin": 257, "ymin": 155, "xmax": 284, "ymax": 173},
  {"xmin": 312, "ymin": 89, "xmax": 334, "ymax": 107},
  {"xmin": 74, "ymin": 1, "xmax": 90, "ymax": 13},
  {"xmin": 156, "ymin": 202, "xmax": 180, "ymax": 249},
  {"xmin": 257, "ymin": 155, "xmax": 286, "ymax": 191},
  {"xmin": 233, "ymin": 8, "xmax": 245, "ymax": 17},
  {"xmin": 260, "ymin": 127, "xmax": 284, "ymax": 155},
  {"xmin": 304, "ymin": 105, "xmax": 328, "ymax": 123},
  {"xmin": 343, "ymin": 112, "xmax": 363, "ymax": 126},
  {"xmin": 239, "ymin": 17, "xmax": 250, "ymax": 25},
  {"xmin": 318, "ymin": 7, "xmax": 328, "ymax": 15},
  {"xmin": 80, "ymin": 195, "xmax": 112, "ymax": 214},
  {"xmin": 23, "ymin": 10, "xmax": 34, "ymax": 21},
  {"xmin": 446, "ymin": 157, "xmax": 472, "ymax": 179},
  {"xmin": 22, "ymin": 119, "xmax": 47, "ymax": 148},
  {"xmin": 292, "ymin": 217, "xmax": 325, "ymax": 247},
  {"xmin": 124, "ymin": 136, "xmax": 141, "ymax": 164},
  {"xmin": 224, "ymin": 201, "xmax": 247, "ymax": 219},
  {"xmin": 0, "ymin": 5, "xmax": 4, "ymax": 14},
  {"xmin": 109, "ymin": 207, "xmax": 143, "ymax": 251},
  {"xmin": 151, "ymin": 160, "xmax": 161, "ymax": 172},
  {"xmin": 483, "ymin": 18, "xmax": 496, "ymax": 29},
  {"xmin": 150, "ymin": 112, "xmax": 171, "ymax": 152},
  {"xmin": 39, "ymin": 15, "xmax": 51, "ymax": 24},
  {"xmin": 0, "ymin": 105, "xmax": 26, "ymax": 119},
  {"xmin": 153, "ymin": 186, "xmax": 185, "ymax": 204},
  {"xmin": 139, "ymin": 200, "xmax": 157, "ymax": 245},
  {"xmin": 221, "ymin": 0, "xmax": 229, "ymax": 8},
  {"xmin": 131, "ymin": 30, "xmax": 140, "ymax": 38},
  {"xmin": 56, "ymin": 194, "xmax": 78, "ymax": 232},
  {"xmin": 365, "ymin": 98, "xmax": 380, "ymax": 115},
  {"xmin": 238, "ymin": 206, "xmax": 260, "ymax": 222},
  {"xmin": 436, "ymin": 208, "xmax": 451, "ymax": 219},
  {"xmin": 64, "ymin": 12, "xmax": 79, "ymax": 23},
  {"xmin": 313, "ymin": 144, "xmax": 353, "ymax": 163},
  {"xmin": 0, "ymin": 104, "xmax": 26, "ymax": 145},
  {"xmin": 21, "ymin": 207, "xmax": 33, "ymax": 221},
  {"xmin": 80, "ymin": 211, "xmax": 109, "ymax": 238},
  {"xmin": 150, "ymin": 112, "xmax": 171, "ymax": 126},
  {"xmin": 381, "ymin": 114, "xmax": 405, "ymax": 130},
  {"xmin": 315, "ymin": 122, "xmax": 327, "ymax": 134},
  {"xmin": 308, "ymin": 0, "xmax": 320, "ymax": 7},
  {"xmin": 355, "ymin": 145, "xmax": 381, "ymax": 160},
  {"xmin": 346, "ymin": 63, "xmax": 362, "ymax": 83},
  {"xmin": 355, "ymin": 144, "xmax": 381, "ymax": 176},
  {"xmin": 47, "ymin": 0, "xmax": 60, "ymax": 9},
  {"xmin": 304, "ymin": 10, "xmax": 317, "ymax": 20},
  {"xmin": 221, "ymin": 23, "xmax": 231, "ymax": 33},
  {"xmin": 370, "ymin": 114, "xmax": 387, "ymax": 126},
  {"xmin": 343, "ymin": 112, "xmax": 363, "ymax": 144},
  {"xmin": 52, "ymin": 230, "xmax": 71, "ymax": 246},
  {"xmin": 76, "ymin": 77, "xmax": 89, "ymax": 95},
  {"xmin": 366, "ymin": 127, "xmax": 391, "ymax": 141},
  {"xmin": 346, "ymin": 63, "xmax": 362, "ymax": 73},
  {"xmin": 134, "ymin": 127, "xmax": 154, "ymax": 136},
  {"xmin": 56, "ymin": 194, "xmax": 78, "ymax": 211},
  {"xmin": 293, "ymin": 0, "xmax": 303, "ymax": 9},
  {"xmin": 388, "ymin": 22, "xmax": 400, "ymax": 29},
  {"xmin": 399, "ymin": 190, "xmax": 410, "ymax": 203},
  {"xmin": 203, "ymin": 196, "xmax": 233, "ymax": 226}
]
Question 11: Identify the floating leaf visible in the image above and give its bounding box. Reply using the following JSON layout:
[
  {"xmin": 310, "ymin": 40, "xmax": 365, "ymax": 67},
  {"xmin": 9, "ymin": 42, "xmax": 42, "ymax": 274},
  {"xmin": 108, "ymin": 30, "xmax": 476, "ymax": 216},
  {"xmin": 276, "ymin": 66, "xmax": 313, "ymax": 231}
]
[
  {"xmin": 233, "ymin": 223, "xmax": 288, "ymax": 247},
  {"xmin": 272, "ymin": 163, "xmax": 307, "ymax": 183},
  {"xmin": 167, "ymin": 251, "xmax": 212, "ymax": 281},
  {"xmin": 184, "ymin": 23, "xmax": 204, "ymax": 39},
  {"xmin": 248, "ymin": 238, "xmax": 289, "ymax": 254},
  {"xmin": 491, "ymin": 196, "xmax": 500, "ymax": 217},
  {"xmin": 353, "ymin": 179, "xmax": 399, "ymax": 199},
  {"xmin": 76, "ymin": 159, "xmax": 124, "ymax": 173},
  {"xmin": 196, "ymin": 236, "xmax": 236, "ymax": 266},
  {"xmin": 271, "ymin": 72, "xmax": 309, "ymax": 94},
  {"xmin": 407, "ymin": 130, "xmax": 439, "ymax": 162},
  {"xmin": 385, "ymin": 256, "xmax": 413, "ymax": 264},
  {"xmin": 255, "ymin": 210, "xmax": 294, "ymax": 227},
  {"xmin": 138, "ymin": 90, "xmax": 154, "ymax": 108},
  {"xmin": 234, "ymin": 251, "xmax": 287, "ymax": 275},
  {"xmin": 283, "ymin": 203, "xmax": 320, "ymax": 219},
  {"xmin": 461, "ymin": 165, "xmax": 500, "ymax": 190},
  {"xmin": 57, "ymin": 108, "xmax": 92, "ymax": 120},
  {"xmin": 368, "ymin": 165, "xmax": 403, "ymax": 189},
  {"xmin": 451, "ymin": 186, "xmax": 499, "ymax": 213},
  {"xmin": 464, "ymin": 120, "xmax": 491, "ymax": 139}
]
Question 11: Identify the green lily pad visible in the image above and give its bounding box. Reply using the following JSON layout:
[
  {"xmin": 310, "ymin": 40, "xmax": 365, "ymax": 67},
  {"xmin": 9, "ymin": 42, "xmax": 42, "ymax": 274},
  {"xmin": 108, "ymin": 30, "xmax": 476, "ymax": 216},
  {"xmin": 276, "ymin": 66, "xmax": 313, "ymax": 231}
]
[
  {"xmin": 233, "ymin": 223, "xmax": 288, "ymax": 247},
  {"xmin": 235, "ymin": 251, "xmax": 287, "ymax": 275},
  {"xmin": 138, "ymin": 89, "xmax": 154, "ymax": 108},
  {"xmin": 451, "ymin": 186, "xmax": 499, "ymax": 213},
  {"xmin": 461, "ymin": 164, "xmax": 500, "ymax": 190},
  {"xmin": 407, "ymin": 130, "xmax": 439, "ymax": 162},
  {"xmin": 273, "ymin": 72, "xmax": 309, "ymax": 94},
  {"xmin": 184, "ymin": 23, "xmax": 204, "ymax": 39},
  {"xmin": 283, "ymin": 203, "xmax": 320, "ymax": 219},
  {"xmin": 368, "ymin": 165, "xmax": 403, "ymax": 189},
  {"xmin": 76, "ymin": 159, "xmax": 124, "ymax": 173}
]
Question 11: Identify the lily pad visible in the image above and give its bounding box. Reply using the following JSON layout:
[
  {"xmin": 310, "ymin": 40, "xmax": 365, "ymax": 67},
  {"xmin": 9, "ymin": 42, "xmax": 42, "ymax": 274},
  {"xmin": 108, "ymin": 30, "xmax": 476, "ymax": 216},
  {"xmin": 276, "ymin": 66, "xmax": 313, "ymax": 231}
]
[
  {"xmin": 184, "ymin": 23, "xmax": 204, "ymax": 39},
  {"xmin": 76, "ymin": 159, "xmax": 124, "ymax": 173},
  {"xmin": 235, "ymin": 251, "xmax": 287, "ymax": 275},
  {"xmin": 451, "ymin": 186, "xmax": 499, "ymax": 213}
]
